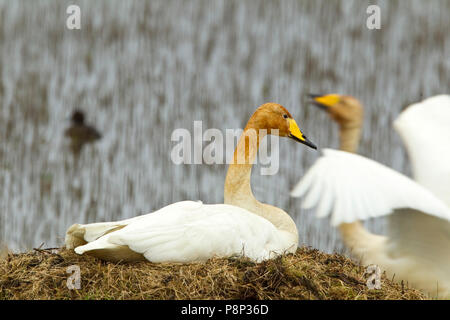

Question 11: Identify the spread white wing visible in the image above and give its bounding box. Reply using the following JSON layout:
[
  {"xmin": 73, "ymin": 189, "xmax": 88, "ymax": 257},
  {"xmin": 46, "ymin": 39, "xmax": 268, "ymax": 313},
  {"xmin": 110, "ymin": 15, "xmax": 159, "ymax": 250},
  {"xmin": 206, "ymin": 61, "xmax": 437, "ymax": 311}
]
[
  {"xmin": 291, "ymin": 149, "xmax": 450, "ymax": 226},
  {"xmin": 291, "ymin": 149, "xmax": 450, "ymax": 292},
  {"xmin": 68, "ymin": 201, "xmax": 295, "ymax": 263},
  {"xmin": 394, "ymin": 95, "xmax": 450, "ymax": 207},
  {"xmin": 291, "ymin": 95, "xmax": 450, "ymax": 297}
]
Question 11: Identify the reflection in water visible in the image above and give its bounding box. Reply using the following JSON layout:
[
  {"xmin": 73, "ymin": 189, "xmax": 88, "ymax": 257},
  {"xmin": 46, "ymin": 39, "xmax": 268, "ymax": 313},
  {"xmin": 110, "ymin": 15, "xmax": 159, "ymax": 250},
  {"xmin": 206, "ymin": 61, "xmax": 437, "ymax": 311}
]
[{"xmin": 0, "ymin": 0, "xmax": 449, "ymax": 253}]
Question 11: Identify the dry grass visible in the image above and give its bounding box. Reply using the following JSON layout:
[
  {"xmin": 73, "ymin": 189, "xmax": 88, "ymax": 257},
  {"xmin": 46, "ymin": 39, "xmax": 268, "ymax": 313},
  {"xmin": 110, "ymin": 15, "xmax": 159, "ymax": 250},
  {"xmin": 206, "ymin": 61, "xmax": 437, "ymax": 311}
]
[{"xmin": 0, "ymin": 246, "xmax": 426, "ymax": 300}]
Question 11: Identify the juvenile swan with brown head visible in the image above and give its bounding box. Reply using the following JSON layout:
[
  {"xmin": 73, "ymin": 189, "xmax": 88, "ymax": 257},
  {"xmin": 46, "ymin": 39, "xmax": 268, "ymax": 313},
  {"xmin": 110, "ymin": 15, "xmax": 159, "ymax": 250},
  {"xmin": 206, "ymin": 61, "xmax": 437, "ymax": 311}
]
[{"xmin": 66, "ymin": 103, "xmax": 316, "ymax": 263}]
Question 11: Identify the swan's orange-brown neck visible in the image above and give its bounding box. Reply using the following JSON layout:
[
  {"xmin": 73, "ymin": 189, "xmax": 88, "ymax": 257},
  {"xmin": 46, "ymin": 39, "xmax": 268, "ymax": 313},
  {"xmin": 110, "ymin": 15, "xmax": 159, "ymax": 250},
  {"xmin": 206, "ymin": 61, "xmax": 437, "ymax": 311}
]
[
  {"xmin": 339, "ymin": 125, "xmax": 362, "ymax": 153},
  {"xmin": 223, "ymin": 106, "xmax": 299, "ymax": 239},
  {"xmin": 224, "ymin": 114, "xmax": 265, "ymax": 206}
]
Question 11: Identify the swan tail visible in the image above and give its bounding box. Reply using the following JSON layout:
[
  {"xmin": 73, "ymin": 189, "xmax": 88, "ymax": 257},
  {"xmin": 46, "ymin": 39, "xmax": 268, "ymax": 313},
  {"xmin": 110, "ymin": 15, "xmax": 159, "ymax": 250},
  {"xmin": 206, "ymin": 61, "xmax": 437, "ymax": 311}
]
[
  {"xmin": 65, "ymin": 224, "xmax": 88, "ymax": 249},
  {"xmin": 65, "ymin": 220, "xmax": 135, "ymax": 249},
  {"xmin": 74, "ymin": 236, "xmax": 145, "ymax": 262}
]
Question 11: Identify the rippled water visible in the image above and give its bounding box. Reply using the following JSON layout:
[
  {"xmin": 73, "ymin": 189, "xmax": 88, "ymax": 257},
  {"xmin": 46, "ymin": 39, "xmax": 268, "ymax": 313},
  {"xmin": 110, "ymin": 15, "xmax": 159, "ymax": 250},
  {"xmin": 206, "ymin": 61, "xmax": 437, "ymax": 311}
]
[{"xmin": 0, "ymin": 0, "xmax": 449, "ymax": 253}]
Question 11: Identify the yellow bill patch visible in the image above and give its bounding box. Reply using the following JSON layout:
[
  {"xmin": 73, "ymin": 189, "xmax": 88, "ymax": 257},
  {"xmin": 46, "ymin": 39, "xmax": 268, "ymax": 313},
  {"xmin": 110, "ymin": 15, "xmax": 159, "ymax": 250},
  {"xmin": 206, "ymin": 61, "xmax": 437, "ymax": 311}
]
[
  {"xmin": 289, "ymin": 119, "xmax": 305, "ymax": 141},
  {"xmin": 314, "ymin": 94, "xmax": 340, "ymax": 107}
]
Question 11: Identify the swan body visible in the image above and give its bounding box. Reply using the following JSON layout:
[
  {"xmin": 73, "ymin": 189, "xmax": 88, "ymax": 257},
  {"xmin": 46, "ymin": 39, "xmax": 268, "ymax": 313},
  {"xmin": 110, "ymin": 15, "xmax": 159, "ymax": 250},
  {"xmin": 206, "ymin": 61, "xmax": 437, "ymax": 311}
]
[
  {"xmin": 66, "ymin": 103, "xmax": 316, "ymax": 263},
  {"xmin": 67, "ymin": 201, "xmax": 297, "ymax": 263},
  {"xmin": 293, "ymin": 149, "xmax": 450, "ymax": 298},
  {"xmin": 292, "ymin": 94, "xmax": 450, "ymax": 298}
]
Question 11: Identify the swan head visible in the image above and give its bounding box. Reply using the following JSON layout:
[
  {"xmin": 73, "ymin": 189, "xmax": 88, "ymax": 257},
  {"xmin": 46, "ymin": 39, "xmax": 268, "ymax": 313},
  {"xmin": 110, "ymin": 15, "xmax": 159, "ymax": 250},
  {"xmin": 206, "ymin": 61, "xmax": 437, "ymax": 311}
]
[
  {"xmin": 307, "ymin": 94, "xmax": 363, "ymax": 128},
  {"xmin": 251, "ymin": 102, "xmax": 317, "ymax": 149}
]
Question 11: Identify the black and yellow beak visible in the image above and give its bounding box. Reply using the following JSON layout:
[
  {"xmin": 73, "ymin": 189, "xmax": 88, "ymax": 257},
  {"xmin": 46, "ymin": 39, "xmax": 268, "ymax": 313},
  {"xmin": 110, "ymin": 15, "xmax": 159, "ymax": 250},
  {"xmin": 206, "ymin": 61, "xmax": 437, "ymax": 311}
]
[
  {"xmin": 308, "ymin": 93, "xmax": 340, "ymax": 110},
  {"xmin": 288, "ymin": 118, "xmax": 317, "ymax": 150}
]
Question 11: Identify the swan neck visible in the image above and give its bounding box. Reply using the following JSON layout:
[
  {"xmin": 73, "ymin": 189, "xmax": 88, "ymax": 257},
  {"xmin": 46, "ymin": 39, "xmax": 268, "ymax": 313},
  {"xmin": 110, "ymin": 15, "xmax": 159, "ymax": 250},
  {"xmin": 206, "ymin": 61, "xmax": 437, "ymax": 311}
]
[
  {"xmin": 339, "ymin": 125, "xmax": 361, "ymax": 153},
  {"xmin": 339, "ymin": 222, "xmax": 372, "ymax": 252},
  {"xmin": 338, "ymin": 222, "xmax": 385, "ymax": 263},
  {"xmin": 223, "ymin": 118, "xmax": 298, "ymax": 239},
  {"xmin": 224, "ymin": 122, "xmax": 263, "ymax": 205},
  {"xmin": 339, "ymin": 222, "xmax": 367, "ymax": 245}
]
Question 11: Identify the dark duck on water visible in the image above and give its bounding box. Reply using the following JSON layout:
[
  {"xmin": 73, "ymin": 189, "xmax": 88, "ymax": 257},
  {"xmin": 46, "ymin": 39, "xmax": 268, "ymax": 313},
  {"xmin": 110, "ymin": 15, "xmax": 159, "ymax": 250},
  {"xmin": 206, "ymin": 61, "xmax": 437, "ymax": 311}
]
[{"xmin": 64, "ymin": 110, "xmax": 101, "ymax": 155}]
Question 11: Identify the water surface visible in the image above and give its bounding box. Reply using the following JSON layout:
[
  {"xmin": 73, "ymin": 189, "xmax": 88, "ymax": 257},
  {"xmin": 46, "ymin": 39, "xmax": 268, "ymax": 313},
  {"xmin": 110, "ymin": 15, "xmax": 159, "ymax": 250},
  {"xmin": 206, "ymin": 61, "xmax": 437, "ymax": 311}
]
[{"xmin": 0, "ymin": 0, "xmax": 449, "ymax": 253}]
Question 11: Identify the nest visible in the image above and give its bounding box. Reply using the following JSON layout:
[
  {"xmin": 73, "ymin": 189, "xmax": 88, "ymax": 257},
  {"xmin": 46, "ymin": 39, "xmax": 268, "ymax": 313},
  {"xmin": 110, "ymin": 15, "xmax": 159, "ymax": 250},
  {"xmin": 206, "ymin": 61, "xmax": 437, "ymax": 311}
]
[{"xmin": 0, "ymin": 246, "xmax": 426, "ymax": 300}]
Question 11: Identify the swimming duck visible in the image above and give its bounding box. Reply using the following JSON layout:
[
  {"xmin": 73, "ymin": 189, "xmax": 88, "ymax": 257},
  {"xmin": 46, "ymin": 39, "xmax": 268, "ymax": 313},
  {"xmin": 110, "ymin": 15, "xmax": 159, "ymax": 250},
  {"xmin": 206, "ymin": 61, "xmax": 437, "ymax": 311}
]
[{"xmin": 64, "ymin": 110, "xmax": 102, "ymax": 154}]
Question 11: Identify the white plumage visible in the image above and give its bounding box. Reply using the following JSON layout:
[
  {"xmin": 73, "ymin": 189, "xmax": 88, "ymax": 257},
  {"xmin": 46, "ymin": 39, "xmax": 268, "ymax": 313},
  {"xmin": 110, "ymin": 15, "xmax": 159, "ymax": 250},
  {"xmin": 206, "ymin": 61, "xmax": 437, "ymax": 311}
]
[
  {"xmin": 394, "ymin": 95, "xmax": 450, "ymax": 207},
  {"xmin": 68, "ymin": 201, "xmax": 295, "ymax": 263},
  {"xmin": 65, "ymin": 103, "xmax": 314, "ymax": 264},
  {"xmin": 293, "ymin": 149, "xmax": 450, "ymax": 226},
  {"xmin": 291, "ymin": 95, "xmax": 450, "ymax": 298}
]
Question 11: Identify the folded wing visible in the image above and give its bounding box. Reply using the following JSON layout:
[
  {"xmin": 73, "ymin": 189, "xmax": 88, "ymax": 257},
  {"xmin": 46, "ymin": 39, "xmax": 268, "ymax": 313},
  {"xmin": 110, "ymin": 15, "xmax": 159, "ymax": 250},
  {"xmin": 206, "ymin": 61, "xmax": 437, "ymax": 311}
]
[{"xmin": 72, "ymin": 201, "xmax": 291, "ymax": 262}]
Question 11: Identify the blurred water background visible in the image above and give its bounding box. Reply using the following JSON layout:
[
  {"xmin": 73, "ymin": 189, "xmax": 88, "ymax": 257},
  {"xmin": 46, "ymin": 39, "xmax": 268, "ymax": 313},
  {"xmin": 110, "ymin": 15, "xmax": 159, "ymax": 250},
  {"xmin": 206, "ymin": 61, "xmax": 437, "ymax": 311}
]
[{"xmin": 0, "ymin": 0, "xmax": 449, "ymax": 253}]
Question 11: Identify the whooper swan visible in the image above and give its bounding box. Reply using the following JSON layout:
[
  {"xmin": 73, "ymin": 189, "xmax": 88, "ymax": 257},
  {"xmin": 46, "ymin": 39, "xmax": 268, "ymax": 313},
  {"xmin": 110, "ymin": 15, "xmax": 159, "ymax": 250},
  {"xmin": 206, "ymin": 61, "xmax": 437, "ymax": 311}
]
[
  {"xmin": 291, "ymin": 94, "xmax": 450, "ymax": 298},
  {"xmin": 66, "ymin": 103, "xmax": 316, "ymax": 263}
]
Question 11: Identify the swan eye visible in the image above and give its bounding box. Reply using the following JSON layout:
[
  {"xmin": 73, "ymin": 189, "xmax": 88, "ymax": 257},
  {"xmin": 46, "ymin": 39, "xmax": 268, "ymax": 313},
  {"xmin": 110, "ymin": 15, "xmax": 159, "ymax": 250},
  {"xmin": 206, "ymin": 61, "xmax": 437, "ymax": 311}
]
[{"xmin": 283, "ymin": 114, "xmax": 288, "ymax": 119}]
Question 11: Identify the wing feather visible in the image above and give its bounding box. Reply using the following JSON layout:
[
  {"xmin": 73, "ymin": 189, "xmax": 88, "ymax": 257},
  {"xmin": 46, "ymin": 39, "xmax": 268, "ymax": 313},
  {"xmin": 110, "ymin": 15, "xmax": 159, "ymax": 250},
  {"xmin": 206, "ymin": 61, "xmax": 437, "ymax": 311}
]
[
  {"xmin": 291, "ymin": 149, "xmax": 450, "ymax": 226},
  {"xmin": 394, "ymin": 95, "xmax": 450, "ymax": 207},
  {"xmin": 315, "ymin": 176, "xmax": 335, "ymax": 218},
  {"xmin": 290, "ymin": 158, "xmax": 323, "ymax": 198},
  {"xmin": 74, "ymin": 201, "xmax": 290, "ymax": 262}
]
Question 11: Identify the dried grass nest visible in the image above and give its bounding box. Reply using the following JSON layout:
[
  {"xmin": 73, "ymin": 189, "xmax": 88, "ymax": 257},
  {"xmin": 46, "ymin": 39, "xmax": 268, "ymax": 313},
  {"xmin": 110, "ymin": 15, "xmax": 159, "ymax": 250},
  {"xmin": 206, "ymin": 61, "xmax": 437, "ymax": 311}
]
[{"xmin": 0, "ymin": 246, "xmax": 426, "ymax": 300}]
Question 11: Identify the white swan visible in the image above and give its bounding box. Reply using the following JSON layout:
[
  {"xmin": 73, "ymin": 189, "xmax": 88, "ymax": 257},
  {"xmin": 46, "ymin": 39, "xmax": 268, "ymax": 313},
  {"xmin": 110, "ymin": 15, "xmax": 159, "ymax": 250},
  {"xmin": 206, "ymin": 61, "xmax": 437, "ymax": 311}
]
[
  {"xmin": 65, "ymin": 103, "xmax": 317, "ymax": 263},
  {"xmin": 291, "ymin": 94, "xmax": 450, "ymax": 298}
]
